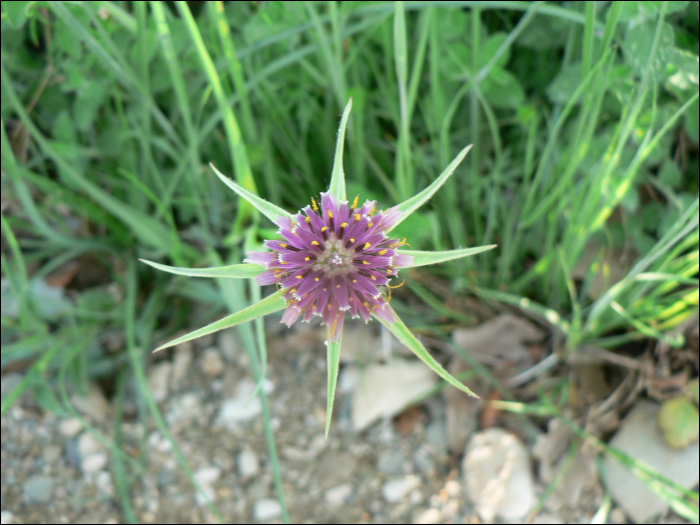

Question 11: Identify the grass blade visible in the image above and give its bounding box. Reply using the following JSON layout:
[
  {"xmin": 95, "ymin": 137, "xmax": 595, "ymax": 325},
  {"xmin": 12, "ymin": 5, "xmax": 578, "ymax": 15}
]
[
  {"xmin": 324, "ymin": 331, "xmax": 343, "ymax": 440},
  {"xmin": 375, "ymin": 306, "xmax": 478, "ymax": 397},
  {"xmin": 140, "ymin": 259, "xmax": 264, "ymax": 279},
  {"xmin": 398, "ymin": 245, "xmax": 497, "ymax": 268},
  {"xmin": 154, "ymin": 291, "xmax": 287, "ymax": 352},
  {"xmin": 328, "ymin": 98, "xmax": 353, "ymax": 201},
  {"xmin": 210, "ymin": 163, "xmax": 294, "ymax": 223},
  {"xmin": 390, "ymin": 144, "xmax": 473, "ymax": 232}
]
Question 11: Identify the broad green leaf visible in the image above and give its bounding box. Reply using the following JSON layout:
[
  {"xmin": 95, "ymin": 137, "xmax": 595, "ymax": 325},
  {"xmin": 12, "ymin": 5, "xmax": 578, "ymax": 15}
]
[
  {"xmin": 623, "ymin": 20, "xmax": 675, "ymax": 80},
  {"xmin": 325, "ymin": 331, "xmax": 343, "ymax": 440},
  {"xmin": 154, "ymin": 291, "xmax": 286, "ymax": 352},
  {"xmin": 374, "ymin": 307, "xmax": 478, "ymax": 398},
  {"xmin": 4, "ymin": 1, "xmax": 32, "ymax": 28},
  {"xmin": 140, "ymin": 259, "xmax": 264, "ymax": 279},
  {"xmin": 398, "ymin": 245, "xmax": 497, "ymax": 268},
  {"xmin": 390, "ymin": 144, "xmax": 472, "ymax": 232},
  {"xmin": 210, "ymin": 164, "xmax": 294, "ymax": 224},
  {"xmin": 328, "ymin": 98, "xmax": 353, "ymax": 202}
]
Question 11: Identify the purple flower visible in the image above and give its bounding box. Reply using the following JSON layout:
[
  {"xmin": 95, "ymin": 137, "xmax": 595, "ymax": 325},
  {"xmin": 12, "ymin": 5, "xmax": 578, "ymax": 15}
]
[
  {"xmin": 245, "ymin": 192, "xmax": 414, "ymax": 341},
  {"xmin": 143, "ymin": 99, "xmax": 495, "ymax": 435}
]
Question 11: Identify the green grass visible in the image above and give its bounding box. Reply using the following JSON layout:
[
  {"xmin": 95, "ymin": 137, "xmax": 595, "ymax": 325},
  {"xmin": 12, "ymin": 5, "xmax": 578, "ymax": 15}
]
[{"xmin": 2, "ymin": 1, "xmax": 698, "ymax": 522}]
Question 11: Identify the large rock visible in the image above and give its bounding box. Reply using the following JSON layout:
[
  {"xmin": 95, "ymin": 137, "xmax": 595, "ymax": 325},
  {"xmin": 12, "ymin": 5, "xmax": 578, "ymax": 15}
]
[
  {"xmin": 463, "ymin": 427, "xmax": 536, "ymax": 521},
  {"xmin": 603, "ymin": 400, "xmax": 700, "ymax": 523}
]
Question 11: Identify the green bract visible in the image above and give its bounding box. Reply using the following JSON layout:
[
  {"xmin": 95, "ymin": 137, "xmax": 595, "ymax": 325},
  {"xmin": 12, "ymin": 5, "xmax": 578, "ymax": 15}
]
[{"xmin": 142, "ymin": 99, "xmax": 496, "ymax": 438}]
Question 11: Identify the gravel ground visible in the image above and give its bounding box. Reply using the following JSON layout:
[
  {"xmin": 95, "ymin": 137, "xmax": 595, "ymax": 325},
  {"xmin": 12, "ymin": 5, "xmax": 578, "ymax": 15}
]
[{"xmin": 0, "ymin": 318, "xmax": 694, "ymax": 524}]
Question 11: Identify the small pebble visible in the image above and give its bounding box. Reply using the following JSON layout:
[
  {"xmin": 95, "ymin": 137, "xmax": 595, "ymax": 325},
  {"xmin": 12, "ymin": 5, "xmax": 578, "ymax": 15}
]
[
  {"xmin": 253, "ymin": 498, "xmax": 282, "ymax": 521},
  {"xmin": 1, "ymin": 510, "xmax": 16, "ymax": 525},
  {"xmin": 382, "ymin": 475, "xmax": 421, "ymax": 503},
  {"xmin": 200, "ymin": 348, "xmax": 225, "ymax": 377},
  {"xmin": 148, "ymin": 362, "xmax": 172, "ymax": 403},
  {"xmin": 237, "ymin": 447, "xmax": 259, "ymax": 479},
  {"xmin": 82, "ymin": 452, "xmax": 109, "ymax": 473},
  {"xmin": 324, "ymin": 484, "xmax": 353, "ymax": 506},
  {"xmin": 194, "ymin": 466, "xmax": 222, "ymax": 486},
  {"xmin": 412, "ymin": 508, "xmax": 442, "ymax": 525},
  {"xmin": 78, "ymin": 432, "xmax": 103, "ymax": 458},
  {"xmin": 22, "ymin": 475, "xmax": 54, "ymax": 503},
  {"xmin": 59, "ymin": 418, "xmax": 83, "ymax": 438}
]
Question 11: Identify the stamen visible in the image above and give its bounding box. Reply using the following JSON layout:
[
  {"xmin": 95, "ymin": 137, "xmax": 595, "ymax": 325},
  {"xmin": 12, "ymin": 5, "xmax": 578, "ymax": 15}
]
[
  {"xmin": 379, "ymin": 249, "xmax": 388, "ymax": 255},
  {"xmin": 354, "ymin": 214, "xmax": 361, "ymax": 222},
  {"xmin": 311, "ymin": 197, "xmax": 319, "ymax": 211},
  {"xmin": 351, "ymin": 195, "xmax": 359, "ymax": 209},
  {"xmin": 364, "ymin": 242, "xmax": 371, "ymax": 249},
  {"xmin": 312, "ymin": 241, "xmax": 320, "ymax": 246}
]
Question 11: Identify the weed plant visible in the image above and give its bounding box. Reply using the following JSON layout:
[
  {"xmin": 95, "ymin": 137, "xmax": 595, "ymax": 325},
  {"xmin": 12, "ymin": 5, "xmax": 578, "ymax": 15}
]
[{"xmin": 1, "ymin": 1, "xmax": 698, "ymax": 522}]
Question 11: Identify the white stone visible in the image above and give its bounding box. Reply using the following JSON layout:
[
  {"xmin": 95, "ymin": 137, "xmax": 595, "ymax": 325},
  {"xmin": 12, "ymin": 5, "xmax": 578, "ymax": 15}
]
[
  {"xmin": 194, "ymin": 466, "xmax": 222, "ymax": 486},
  {"xmin": 412, "ymin": 508, "xmax": 442, "ymax": 524},
  {"xmin": 147, "ymin": 361, "xmax": 172, "ymax": 403},
  {"xmin": 603, "ymin": 400, "xmax": 700, "ymax": 523},
  {"xmin": 1, "ymin": 510, "xmax": 16, "ymax": 525},
  {"xmin": 71, "ymin": 384, "xmax": 112, "ymax": 423},
  {"xmin": 463, "ymin": 427, "xmax": 536, "ymax": 521},
  {"xmin": 216, "ymin": 380, "xmax": 263, "ymax": 427},
  {"xmin": 237, "ymin": 447, "xmax": 259, "ymax": 479},
  {"xmin": 171, "ymin": 343, "xmax": 193, "ymax": 388},
  {"xmin": 352, "ymin": 357, "xmax": 438, "ymax": 431},
  {"xmin": 59, "ymin": 418, "xmax": 83, "ymax": 437},
  {"xmin": 324, "ymin": 484, "xmax": 353, "ymax": 506},
  {"xmin": 77, "ymin": 432, "xmax": 103, "ymax": 458},
  {"xmin": 82, "ymin": 452, "xmax": 109, "ymax": 473},
  {"xmin": 253, "ymin": 498, "xmax": 282, "ymax": 521},
  {"xmin": 381, "ymin": 475, "xmax": 421, "ymax": 503}
]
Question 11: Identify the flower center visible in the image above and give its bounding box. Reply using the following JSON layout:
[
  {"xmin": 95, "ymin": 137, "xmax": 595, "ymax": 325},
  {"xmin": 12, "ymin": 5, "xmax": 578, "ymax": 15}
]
[{"xmin": 315, "ymin": 237, "xmax": 353, "ymax": 275}]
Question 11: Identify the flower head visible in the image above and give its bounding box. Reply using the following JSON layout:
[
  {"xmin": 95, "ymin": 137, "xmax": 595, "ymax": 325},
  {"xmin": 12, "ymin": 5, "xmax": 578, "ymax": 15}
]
[
  {"xmin": 246, "ymin": 192, "xmax": 414, "ymax": 340},
  {"xmin": 143, "ymin": 99, "xmax": 496, "ymax": 436}
]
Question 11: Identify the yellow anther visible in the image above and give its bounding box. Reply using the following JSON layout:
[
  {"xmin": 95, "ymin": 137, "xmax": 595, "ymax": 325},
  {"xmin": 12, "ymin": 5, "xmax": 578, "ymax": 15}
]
[
  {"xmin": 296, "ymin": 275, "xmax": 303, "ymax": 279},
  {"xmin": 305, "ymin": 257, "xmax": 311, "ymax": 261},
  {"xmin": 328, "ymin": 210, "xmax": 334, "ymax": 219},
  {"xmin": 350, "ymin": 238, "xmax": 355, "ymax": 243},
  {"xmin": 367, "ymin": 222, "xmax": 373, "ymax": 227},
  {"xmin": 315, "ymin": 277, "xmax": 320, "ymax": 281},
  {"xmin": 336, "ymin": 284, "xmax": 341, "ymax": 288},
  {"xmin": 291, "ymin": 288, "xmax": 297, "ymax": 293},
  {"xmin": 340, "ymin": 222, "xmax": 348, "ymax": 228},
  {"xmin": 349, "ymin": 297, "xmax": 354, "ymax": 301},
  {"xmin": 364, "ymin": 242, "xmax": 371, "ymax": 249},
  {"xmin": 281, "ymin": 261, "xmax": 289, "ymax": 265},
  {"xmin": 363, "ymin": 261, "xmax": 370, "ymax": 265},
  {"xmin": 355, "ymin": 214, "xmax": 361, "ymax": 221},
  {"xmin": 371, "ymin": 275, "xmax": 376, "ymax": 280},
  {"xmin": 305, "ymin": 216, "xmax": 311, "ymax": 223},
  {"xmin": 321, "ymin": 226, "xmax": 328, "ymax": 232},
  {"xmin": 312, "ymin": 241, "xmax": 320, "ymax": 245},
  {"xmin": 280, "ymin": 243, "xmax": 287, "ymax": 248},
  {"xmin": 351, "ymin": 195, "xmax": 359, "ymax": 209},
  {"xmin": 352, "ymin": 279, "xmax": 357, "ymax": 283},
  {"xmin": 370, "ymin": 204, "xmax": 377, "ymax": 215},
  {"xmin": 379, "ymin": 249, "xmax": 388, "ymax": 255},
  {"xmin": 311, "ymin": 197, "xmax": 319, "ymax": 211}
]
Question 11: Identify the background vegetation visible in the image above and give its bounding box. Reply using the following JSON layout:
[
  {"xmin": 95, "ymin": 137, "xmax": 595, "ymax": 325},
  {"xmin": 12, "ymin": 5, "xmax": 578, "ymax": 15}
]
[{"xmin": 2, "ymin": 1, "xmax": 698, "ymax": 522}]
